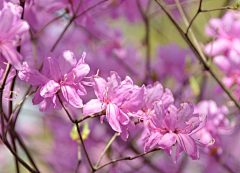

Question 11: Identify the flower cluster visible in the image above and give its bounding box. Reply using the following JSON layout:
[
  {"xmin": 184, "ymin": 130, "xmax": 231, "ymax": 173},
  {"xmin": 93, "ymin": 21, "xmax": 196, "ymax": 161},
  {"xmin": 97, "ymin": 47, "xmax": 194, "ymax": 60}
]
[
  {"xmin": 0, "ymin": 0, "xmax": 239, "ymax": 172},
  {"xmin": 205, "ymin": 11, "xmax": 240, "ymax": 99},
  {"xmin": 19, "ymin": 51, "xmax": 90, "ymax": 111}
]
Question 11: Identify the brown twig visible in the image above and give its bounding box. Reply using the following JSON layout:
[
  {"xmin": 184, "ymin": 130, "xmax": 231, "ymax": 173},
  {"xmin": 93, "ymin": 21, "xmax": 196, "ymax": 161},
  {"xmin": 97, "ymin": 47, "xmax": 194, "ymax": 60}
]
[
  {"xmin": 33, "ymin": 12, "xmax": 67, "ymax": 39},
  {"xmin": 9, "ymin": 76, "xmax": 20, "ymax": 173},
  {"xmin": 95, "ymin": 148, "xmax": 162, "ymax": 172},
  {"xmin": 5, "ymin": 87, "xmax": 36, "ymax": 138},
  {"xmin": 0, "ymin": 62, "xmax": 11, "ymax": 142},
  {"xmin": 75, "ymin": 121, "xmax": 96, "ymax": 172},
  {"xmin": 186, "ymin": 1, "xmax": 233, "ymax": 34},
  {"xmin": 2, "ymin": 111, "xmax": 40, "ymax": 172},
  {"xmin": 76, "ymin": 112, "xmax": 103, "ymax": 123},
  {"xmin": 57, "ymin": 93, "xmax": 75, "ymax": 123},
  {"xmin": 0, "ymin": 134, "xmax": 39, "ymax": 173}
]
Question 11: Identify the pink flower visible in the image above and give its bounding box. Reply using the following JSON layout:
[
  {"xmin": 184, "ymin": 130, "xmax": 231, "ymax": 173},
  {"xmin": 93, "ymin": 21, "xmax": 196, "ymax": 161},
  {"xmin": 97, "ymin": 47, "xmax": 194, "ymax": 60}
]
[
  {"xmin": 143, "ymin": 101, "xmax": 209, "ymax": 162},
  {"xmin": 83, "ymin": 71, "xmax": 144, "ymax": 141},
  {"xmin": 204, "ymin": 11, "xmax": 240, "ymax": 56},
  {"xmin": 0, "ymin": 1, "xmax": 29, "ymax": 69},
  {"xmin": 194, "ymin": 100, "xmax": 235, "ymax": 154},
  {"xmin": 134, "ymin": 81, "xmax": 174, "ymax": 121},
  {"xmin": 18, "ymin": 51, "xmax": 90, "ymax": 111}
]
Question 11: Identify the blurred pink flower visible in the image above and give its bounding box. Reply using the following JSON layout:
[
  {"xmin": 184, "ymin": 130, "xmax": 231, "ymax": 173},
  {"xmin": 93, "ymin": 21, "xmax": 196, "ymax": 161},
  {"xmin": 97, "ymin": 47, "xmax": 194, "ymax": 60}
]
[
  {"xmin": 0, "ymin": 1, "xmax": 29, "ymax": 69},
  {"xmin": 205, "ymin": 11, "xmax": 240, "ymax": 56},
  {"xmin": 194, "ymin": 100, "xmax": 235, "ymax": 154}
]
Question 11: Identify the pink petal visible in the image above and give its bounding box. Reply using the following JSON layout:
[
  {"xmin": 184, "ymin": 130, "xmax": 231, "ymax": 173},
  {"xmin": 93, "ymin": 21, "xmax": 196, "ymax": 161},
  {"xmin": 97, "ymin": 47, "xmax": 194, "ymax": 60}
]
[
  {"xmin": 32, "ymin": 88, "xmax": 44, "ymax": 105},
  {"xmin": 144, "ymin": 82, "xmax": 163, "ymax": 109},
  {"xmin": 161, "ymin": 88, "xmax": 174, "ymax": 109},
  {"xmin": 152, "ymin": 102, "xmax": 165, "ymax": 128},
  {"xmin": 91, "ymin": 76, "xmax": 107, "ymax": 101},
  {"xmin": 71, "ymin": 53, "xmax": 90, "ymax": 81},
  {"xmin": 144, "ymin": 132, "xmax": 162, "ymax": 152},
  {"xmin": 204, "ymin": 39, "xmax": 230, "ymax": 56},
  {"xmin": 7, "ymin": 20, "xmax": 29, "ymax": 38},
  {"xmin": 158, "ymin": 133, "xmax": 177, "ymax": 149},
  {"xmin": 61, "ymin": 85, "xmax": 83, "ymax": 108},
  {"xmin": 1, "ymin": 44, "xmax": 22, "ymax": 70},
  {"xmin": 0, "ymin": 9, "xmax": 13, "ymax": 33},
  {"xmin": 121, "ymin": 85, "xmax": 144, "ymax": 112},
  {"xmin": 40, "ymin": 80, "xmax": 60, "ymax": 98},
  {"xmin": 6, "ymin": 68, "xmax": 16, "ymax": 85},
  {"xmin": 176, "ymin": 102, "xmax": 194, "ymax": 129},
  {"xmin": 18, "ymin": 62, "xmax": 49, "ymax": 86},
  {"xmin": 107, "ymin": 71, "xmax": 122, "ymax": 94},
  {"xmin": 106, "ymin": 103, "xmax": 121, "ymax": 132},
  {"xmin": 177, "ymin": 134, "xmax": 199, "ymax": 160},
  {"xmin": 214, "ymin": 55, "xmax": 230, "ymax": 74},
  {"xmin": 164, "ymin": 105, "xmax": 178, "ymax": 131},
  {"xmin": 205, "ymin": 18, "xmax": 222, "ymax": 37},
  {"xmin": 47, "ymin": 56, "xmax": 61, "ymax": 82},
  {"xmin": 120, "ymin": 125, "xmax": 128, "ymax": 141},
  {"xmin": 82, "ymin": 99, "xmax": 105, "ymax": 116},
  {"xmin": 76, "ymin": 83, "xmax": 87, "ymax": 96},
  {"xmin": 119, "ymin": 109, "xmax": 129, "ymax": 125},
  {"xmin": 58, "ymin": 50, "xmax": 77, "ymax": 75},
  {"xmin": 173, "ymin": 143, "xmax": 183, "ymax": 163}
]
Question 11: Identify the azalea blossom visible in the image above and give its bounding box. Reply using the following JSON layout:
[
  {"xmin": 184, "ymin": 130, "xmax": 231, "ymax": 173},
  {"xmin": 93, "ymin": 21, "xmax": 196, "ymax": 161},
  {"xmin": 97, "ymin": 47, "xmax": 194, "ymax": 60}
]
[
  {"xmin": 134, "ymin": 81, "xmax": 174, "ymax": 121},
  {"xmin": 143, "ymin": 101, "xmax": 211, "ymax": 162},
  {"xmin": 0, "ymin": 1, "xmax": 29, "ymax": 69},
  {"xmin": 83, "ymin": 71, "xmax": 144, "ymax": 141},
  {"xmin": 194, "ymin": 100, "xmax": 235, "ymax": 154},
  {"xmin": 204, "ymin": 11, "xmax": 240, "ymax": 56},
  {"xmin": 18, "ymin": 51, "xmax": 90, "ymax": 111}
]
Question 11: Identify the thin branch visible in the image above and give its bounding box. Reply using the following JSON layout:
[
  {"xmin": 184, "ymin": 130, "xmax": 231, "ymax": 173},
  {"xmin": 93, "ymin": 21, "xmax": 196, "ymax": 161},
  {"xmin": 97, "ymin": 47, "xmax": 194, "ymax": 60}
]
[
  {"xmin": 15, "ymin": 132, "xmax": 40, "ymax": 173},
  {"xmin": 75, "ymin": 122, "xmax": 96, "ymax": 172},
  {"xmin": 75, "ymin": 142, "xmax": 82, "ymax": 173},
  {"xmin": 154, "ymin": 0, "xmax": 240, "ymax": 110},
  {"xmin": 186, "ymin": 0, "xmax": 203, "ymax": 34},
  {"xmin": 50, "ymin": 0, "xmax": 82, "ymax": 52},
  {"xmin": 2, "ymin": 111, "xmax": 40, "ymax": 172},
  {"xmin": 95, "ymin": 148, "xmax": 162, "ymax": 172},
  {"xmin": 76, "ymin": 112, "xmax": 103, "ymax": 123},
  {"xmin": 13, "ymin": 86, "xmax": 33, "ymax": 128},
  {"xmin": 57, "ymin": 93, "xmax": 75, "ymax": 123},
  {"xmin": 33, "ymin": 12, "xmax": 67, "ymax": 39},
  {"xmin": 174, "ymin": 0, "xmax": 207, "ymax": 62},
  {"xmin": 186, "ymin": 2, "xmax": 233, "ymax": 33},
  {"xmin": 9, "ymin": 76, "xmax": 20, "ymax": 173},
  {"xmin": 95, "ymin": 133, "xmax": 120, "ymax": 167},
  {"xmin": 201, "ymin": 6, "xmax": 234, "ymax": 12},
  {"xmin": 5, "ymin": 87, "xmax": 36, "ymax": 138},
  {"xmin": 0, "ymin": 62, "xmax": 11, "ymax": 142},
  {"xmin": 0, "ymin": 134, "xmax": 39, "ymax": 173},
  {"xmin": 75, "ymin": 0, "xmax": 109, "ymax": 19}
]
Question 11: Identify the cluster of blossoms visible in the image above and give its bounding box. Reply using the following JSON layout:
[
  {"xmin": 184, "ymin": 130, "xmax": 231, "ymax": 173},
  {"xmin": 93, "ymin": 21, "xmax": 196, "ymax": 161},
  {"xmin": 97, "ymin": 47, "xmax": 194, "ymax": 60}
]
[
  {"xmin": 204, "ymin": 10, "xmax": 240, "ymax": 99},
  {"xmin": 0, "ymin": 0, "xmax": 239, "ymax": 172},
  {"xmin": 18, "ymin": 50, "xmax": 214, "ymax": 162}
]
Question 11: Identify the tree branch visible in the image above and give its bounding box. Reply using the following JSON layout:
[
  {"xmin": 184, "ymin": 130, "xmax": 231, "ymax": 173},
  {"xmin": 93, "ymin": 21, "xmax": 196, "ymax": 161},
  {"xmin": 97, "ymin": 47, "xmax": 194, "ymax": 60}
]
[{"xmin": 95, "ymin": 148, "xmax": 162, "ymax": 172}]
